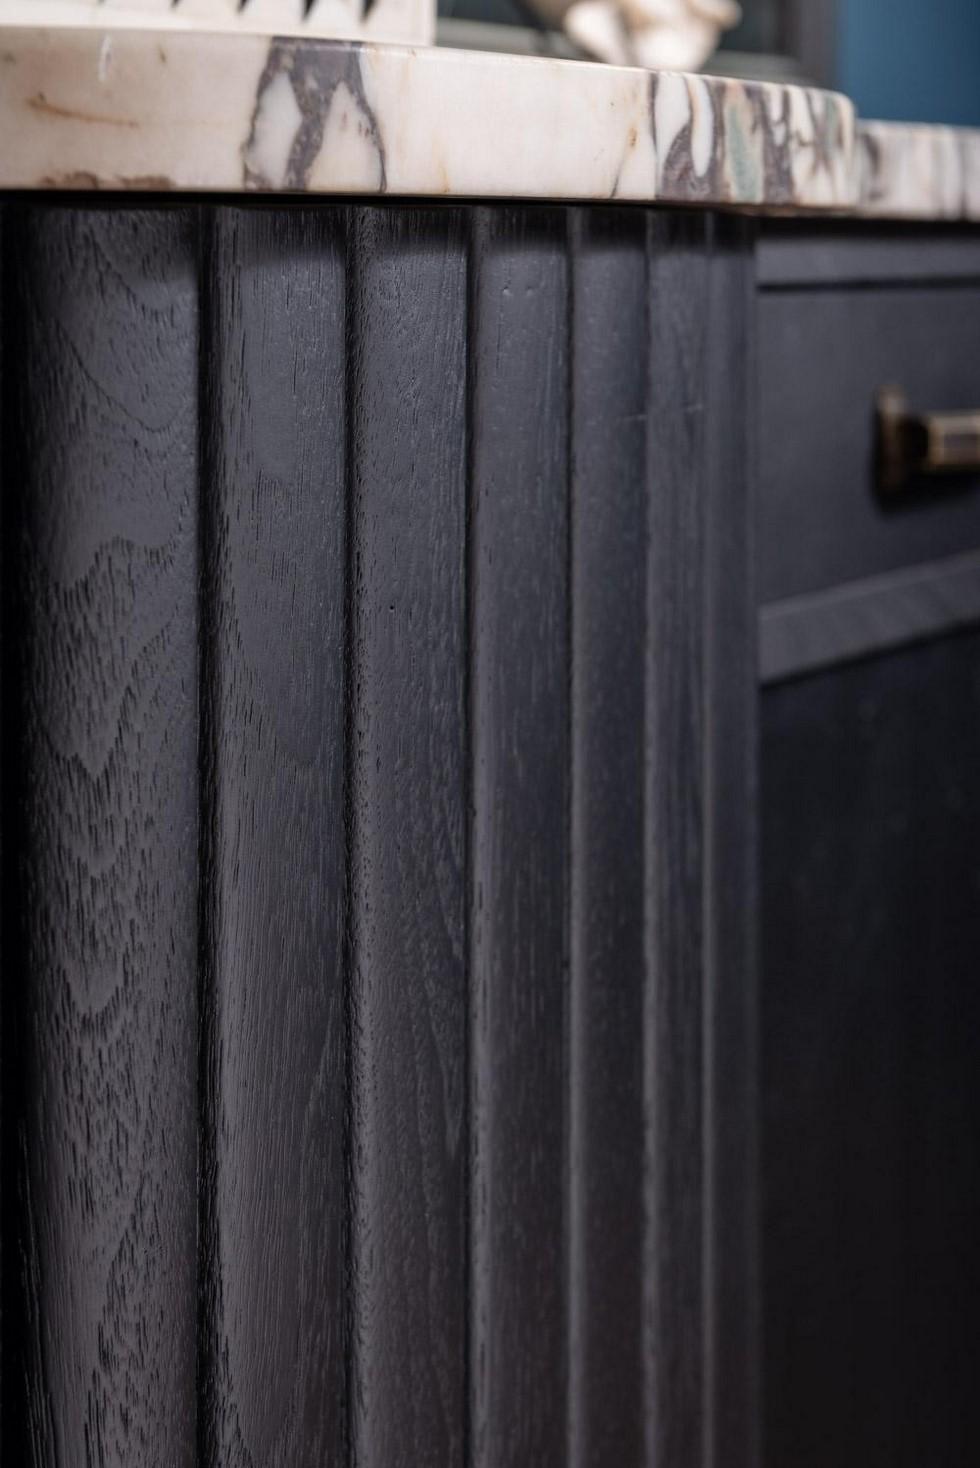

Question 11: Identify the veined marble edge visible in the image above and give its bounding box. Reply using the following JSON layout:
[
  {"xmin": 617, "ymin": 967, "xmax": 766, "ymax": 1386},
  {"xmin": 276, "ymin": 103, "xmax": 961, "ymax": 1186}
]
[
  {"xmin": 856, "ymin": 119, "xmax": 980, "ymax": 222},
  {"xmin": 0, "ymin": 25, "xmax": 858, "ymax": 211},
  {"xmin": 2, "ymin": 25, "xmax": 980, "ymax": 221}
]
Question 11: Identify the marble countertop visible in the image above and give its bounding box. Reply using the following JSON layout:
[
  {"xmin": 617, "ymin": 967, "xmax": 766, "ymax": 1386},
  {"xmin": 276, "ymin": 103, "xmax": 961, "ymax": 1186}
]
[
  {"xmin": 0, "ymin": 26, "xmax": 857, "ymax": 209},
  {"xmin": 0, "ymin": 24, "xmax": 976, "ymax": 221},
  {"xmin": 858, "ymin": 121, "xmax": 980, "ymax": 222}
]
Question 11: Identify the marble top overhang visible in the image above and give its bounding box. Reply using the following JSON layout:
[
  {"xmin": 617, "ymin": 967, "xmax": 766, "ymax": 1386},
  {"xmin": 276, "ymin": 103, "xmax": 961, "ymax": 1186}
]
[
  {"xmin": 0, "ymin": 26, "xmax": 858, "ymax": 210},
  {"xmin": 0, "ymin": 25, "xmax": 978, "ymax": 222}
]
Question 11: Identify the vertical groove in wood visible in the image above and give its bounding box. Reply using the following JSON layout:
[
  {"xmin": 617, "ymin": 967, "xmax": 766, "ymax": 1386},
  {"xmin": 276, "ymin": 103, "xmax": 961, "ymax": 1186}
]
[
  {"xmin": 702, "ymin": 215, "xmax": 760, "ymax": 1468},
  {"xmin": 567, "ymin": 207, "xmax": 648, "ymax": 1468},
  {"xmin": 348, "ymin": 207, "xmax": 468, "ymax": 1468},
  {"xmin": 0, "ymin": 206, "xmax": 199, "ymax": 1465},
  {"xmin": 198, "ymin": 207, "xmax": 349, "ymax": 1468},
  {"xmin": 469, "ymin": 207, "xmax": 570, "ymax": 1468},
  {"xmin": 643, "ymin": 210, "xmax": 711, "ymax": 1468}
]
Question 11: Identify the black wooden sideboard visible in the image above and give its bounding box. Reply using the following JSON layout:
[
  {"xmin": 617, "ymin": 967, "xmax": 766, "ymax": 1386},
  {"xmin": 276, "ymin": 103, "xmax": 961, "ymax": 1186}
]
[{"xmin": 0, "ymin": 200, "xmax": 977, "ymax": 1467}]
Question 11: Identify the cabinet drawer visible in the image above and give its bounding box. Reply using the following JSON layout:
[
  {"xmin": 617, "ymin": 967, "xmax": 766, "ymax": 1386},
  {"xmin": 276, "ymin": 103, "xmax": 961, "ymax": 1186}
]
[{"xmin": 759, "ymin": 285, "xmax": 980, "ymax": 604}]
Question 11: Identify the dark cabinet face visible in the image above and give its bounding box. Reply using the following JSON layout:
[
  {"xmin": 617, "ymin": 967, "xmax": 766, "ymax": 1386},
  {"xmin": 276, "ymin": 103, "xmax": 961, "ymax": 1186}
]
[
  {"xmin": 759, "ymin": 286, "xmax": 980, "ymax": 604},
  {"xmin": 761, "ymin": 632, "xmax": 980, "ymax": 1468},
  {"xmin": 758, "ymin": 228, "xmax": 980, "ymax": 1468}
]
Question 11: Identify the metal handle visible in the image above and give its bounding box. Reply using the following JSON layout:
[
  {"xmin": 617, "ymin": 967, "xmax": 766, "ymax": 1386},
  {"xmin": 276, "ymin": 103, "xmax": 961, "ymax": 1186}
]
[{"xmin": 876, "ymin": 385, "xmax": 980, "ymax": 495}]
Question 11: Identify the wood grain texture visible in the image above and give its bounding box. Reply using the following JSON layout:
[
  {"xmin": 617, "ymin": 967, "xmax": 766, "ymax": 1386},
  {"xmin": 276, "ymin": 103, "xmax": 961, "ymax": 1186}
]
[
  {"xmin": 760, "ymin": 548, "xmax": 980, "ymax": 683},
  {"xmin": 1, "ymin": 206, "xmax": 199, "ymax": 1465},
  {"xmin": 643, "ymin": 210, "xmax": 710, "ymax": 1468},
  {"xmin": 0, "ymin": 195, "xmax": 765, "ymax": 1468},
  {"xmin": 757, "ymin": 223, "xmax": 980, "ymax": 287},
  {"xmin": 702, "ymin": 215, "xmax": 759, "ymax": 1468},
  {"xmin": 758, "ymin": 284, "xmax": 980, "ymax": 602},
  {"xmin": 198, "ymin": 207, "xmax": 348, "ymax": 1468},
  {"xmin": 567, "ymin": 207, "xmax": 647, "ymax": 1468},
  {"xmin": 762, "ymin": 633, "xmax": 980, "ymax": 1468},
  {"xmin": 348, "ymin": 207, "xmax": 468, "ymax": 1468},
  {"xmin": 469, "ymin": 208, "xmax": 570, "ymax": 1468}
]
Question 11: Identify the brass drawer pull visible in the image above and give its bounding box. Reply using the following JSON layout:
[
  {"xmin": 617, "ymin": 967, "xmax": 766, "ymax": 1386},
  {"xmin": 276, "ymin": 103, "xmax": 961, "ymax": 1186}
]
[{"xmin": 876, "ymin": 385, "xmax": 980, "ymax": 495}]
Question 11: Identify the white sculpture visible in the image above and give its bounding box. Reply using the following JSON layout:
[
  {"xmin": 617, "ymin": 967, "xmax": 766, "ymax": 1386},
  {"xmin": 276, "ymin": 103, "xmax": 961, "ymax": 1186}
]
[{"xmin": 533, "ymin": 0, "xmax": 742, "ymax": 72}]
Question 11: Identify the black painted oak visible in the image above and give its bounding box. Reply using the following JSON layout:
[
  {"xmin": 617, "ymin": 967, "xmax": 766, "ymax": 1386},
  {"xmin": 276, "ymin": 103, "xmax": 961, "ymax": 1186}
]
[
  {"xmin": 199, "ymin": 207, "xmax": 349, "ymax": 1468},
  {"xmin": 643, "ymin": 211, "xmax": 711, "ymax": 1468},
  {"xmin": 758, "ymin": 222, "xmax": 980, "ymax": 286},
  {"xmin": 762, "ymin": 632, "xmax": 980, "ymax": 1468},
  {"xmin": 0, "ymin": 197, "xmax": 760, "ymax": 1468},
  {"xmin": 760, "ymin": 548, "xmax": 980, "ymax": 683},
  {"xmin": 758, "ymin": 224, "xmax": 980, "ymax": 1468},
  {"xmin": 2, "ymin": 207, "xmax": 199, "ymax": 1465},
  {"xmin": 348, "ymin": 207, "xmax": 468, "ymax": 1468},
  {"xmin": 469, "ymin": 207, "xmax": 571, "ymax": 1468},
  {"xmin": 568, "ymin": 207, "xmax": 648, "ymax": 1468},
  {"xmin": 703, "ymin": 217, "xmax": 759, "ymax": 1468},
  {"xmin": 759, "ymin": 285, "xmax": 980, "ymax": 601}
]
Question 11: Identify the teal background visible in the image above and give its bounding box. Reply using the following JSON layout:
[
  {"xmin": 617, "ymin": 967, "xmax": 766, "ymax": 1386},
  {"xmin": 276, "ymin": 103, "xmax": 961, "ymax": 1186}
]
[{"xmin": 838, "ymin": 0, "xmax": 980, "ymax": 126}]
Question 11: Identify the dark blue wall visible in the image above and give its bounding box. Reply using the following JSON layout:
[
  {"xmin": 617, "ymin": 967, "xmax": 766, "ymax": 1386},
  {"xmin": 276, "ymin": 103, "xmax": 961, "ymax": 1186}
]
[{"xmin": 839, "ymin": 0, "xmax": 980, "ymax": 126}]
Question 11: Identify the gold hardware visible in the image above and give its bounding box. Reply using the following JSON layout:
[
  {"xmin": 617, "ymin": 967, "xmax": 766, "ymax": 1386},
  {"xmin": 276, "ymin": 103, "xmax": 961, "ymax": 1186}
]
[{"xmin": 876, "ymin": 385, "xmax": 980, "ymax": 496}]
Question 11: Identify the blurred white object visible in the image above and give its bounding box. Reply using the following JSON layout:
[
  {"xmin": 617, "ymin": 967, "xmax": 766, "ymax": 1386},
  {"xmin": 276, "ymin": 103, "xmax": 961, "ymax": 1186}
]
[
  {"xmin": 0, "ymin": 0, "xmax": 435, "ymax": 45},
  {"xmin": 554, "ymin": 0, "xmax": 742, "ymax": 71}
]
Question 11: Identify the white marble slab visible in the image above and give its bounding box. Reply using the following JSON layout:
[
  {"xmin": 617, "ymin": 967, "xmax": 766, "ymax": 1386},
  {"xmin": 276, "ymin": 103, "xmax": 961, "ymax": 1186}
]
[
  {"xmin": 0, "ymin": 26, "xmax": 858, "ymax": 209},
  {"xmin": 857, "ymin": 121, "xmax": 980, "ymax": 222}
]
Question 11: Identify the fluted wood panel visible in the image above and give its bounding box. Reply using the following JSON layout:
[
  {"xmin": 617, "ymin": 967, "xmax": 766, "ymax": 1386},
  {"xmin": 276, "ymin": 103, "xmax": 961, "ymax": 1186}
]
[{"xmin": 0, "ymin": 198, "xmax": 757, "ymax": 1468}]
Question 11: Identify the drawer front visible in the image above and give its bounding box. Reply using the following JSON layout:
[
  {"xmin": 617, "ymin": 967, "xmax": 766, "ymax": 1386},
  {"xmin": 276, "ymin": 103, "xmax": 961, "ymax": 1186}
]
[
  {"xmin": 762, "ymin": 630, "xmax": 980, "ymax": 1468},
  {"xmin": 759, "ymin": 284, "xmax": 980, "ymax": 604}
]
